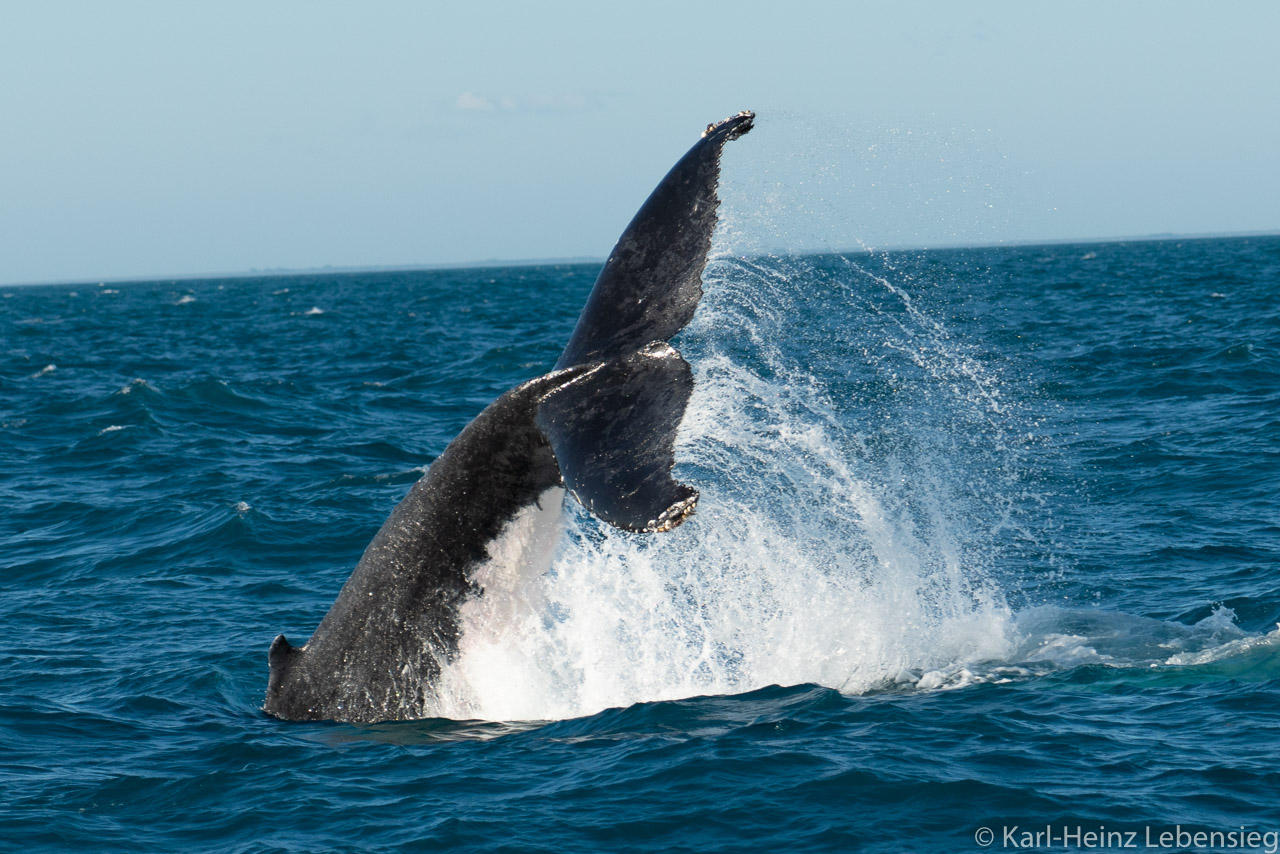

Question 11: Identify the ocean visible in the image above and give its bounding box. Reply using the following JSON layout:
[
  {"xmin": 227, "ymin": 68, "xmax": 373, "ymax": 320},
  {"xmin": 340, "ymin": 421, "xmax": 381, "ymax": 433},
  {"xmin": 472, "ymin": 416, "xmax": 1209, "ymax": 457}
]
[{"xmin": 3, "ymin": 235, "xmax": 1279, "ymax": 852}]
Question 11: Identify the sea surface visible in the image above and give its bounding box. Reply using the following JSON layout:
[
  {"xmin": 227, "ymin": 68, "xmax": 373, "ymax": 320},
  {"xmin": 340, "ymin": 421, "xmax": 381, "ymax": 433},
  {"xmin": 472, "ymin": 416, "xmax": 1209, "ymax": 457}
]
[{"xmin": 3, "ymin": 235, "xmax": 1279, "ymax": 852}]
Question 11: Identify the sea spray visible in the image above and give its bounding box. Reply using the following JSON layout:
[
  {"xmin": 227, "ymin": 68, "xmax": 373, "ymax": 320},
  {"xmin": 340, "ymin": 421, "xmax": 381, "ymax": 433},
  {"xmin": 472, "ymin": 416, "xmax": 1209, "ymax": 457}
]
[{"xmin": 435, "ymin": 252, "xmax": 1021, "ymax": 721}]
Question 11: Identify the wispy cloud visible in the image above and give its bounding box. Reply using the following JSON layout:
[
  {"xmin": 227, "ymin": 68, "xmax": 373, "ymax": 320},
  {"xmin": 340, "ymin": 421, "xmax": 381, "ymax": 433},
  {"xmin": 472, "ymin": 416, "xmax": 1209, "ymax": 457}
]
[{"xmin": 455, "ymin": 92, "xmax": 495, "ymax": 111}]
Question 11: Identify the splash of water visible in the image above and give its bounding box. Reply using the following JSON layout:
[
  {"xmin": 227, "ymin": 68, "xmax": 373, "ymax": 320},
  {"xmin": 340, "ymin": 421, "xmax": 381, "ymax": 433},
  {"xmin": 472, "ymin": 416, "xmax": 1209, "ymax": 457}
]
[{"xmin": 432, "ymin": 251, "xmax": 1023, "ymax": 721}]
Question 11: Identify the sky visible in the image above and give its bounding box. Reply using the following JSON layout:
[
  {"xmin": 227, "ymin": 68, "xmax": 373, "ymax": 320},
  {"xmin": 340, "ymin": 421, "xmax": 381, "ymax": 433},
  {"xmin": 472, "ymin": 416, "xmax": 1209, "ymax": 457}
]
[{"xmin": 1, "ymin": 1, "xmax": 1277, "ymax": 285}]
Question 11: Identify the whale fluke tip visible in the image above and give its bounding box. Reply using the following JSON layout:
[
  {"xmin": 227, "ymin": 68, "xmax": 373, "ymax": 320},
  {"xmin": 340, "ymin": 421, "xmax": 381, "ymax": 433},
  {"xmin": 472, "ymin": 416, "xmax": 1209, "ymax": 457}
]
[
  {"xmin": 648, "ymin": 491, "xmax": 699, "ymax": 533},
  {"xmin": 702, "ymin": 110, "xmax": 755, "ymax": 140}
]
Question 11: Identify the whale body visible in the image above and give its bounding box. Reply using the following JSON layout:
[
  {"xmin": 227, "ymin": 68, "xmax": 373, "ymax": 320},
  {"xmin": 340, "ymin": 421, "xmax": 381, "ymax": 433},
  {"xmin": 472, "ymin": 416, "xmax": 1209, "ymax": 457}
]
[{"xmin": 264, "ymin": 111, "xmax": 754, "ymax": 723}]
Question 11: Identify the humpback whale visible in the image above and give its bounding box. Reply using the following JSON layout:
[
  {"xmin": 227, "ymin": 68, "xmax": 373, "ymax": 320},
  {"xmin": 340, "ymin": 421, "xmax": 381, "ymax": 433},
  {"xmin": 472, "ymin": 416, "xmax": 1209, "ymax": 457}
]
[{"xmin": 264, "ymin": 110, "xmax": 755, "ymax": 723}]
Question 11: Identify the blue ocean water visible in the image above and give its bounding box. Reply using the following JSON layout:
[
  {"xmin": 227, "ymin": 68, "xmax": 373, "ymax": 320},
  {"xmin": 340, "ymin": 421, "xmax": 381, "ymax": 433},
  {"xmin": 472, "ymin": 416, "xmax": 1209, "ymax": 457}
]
[{"xmin": 3, "ymin": 236, "xmax": 1279, "ymax": 852}]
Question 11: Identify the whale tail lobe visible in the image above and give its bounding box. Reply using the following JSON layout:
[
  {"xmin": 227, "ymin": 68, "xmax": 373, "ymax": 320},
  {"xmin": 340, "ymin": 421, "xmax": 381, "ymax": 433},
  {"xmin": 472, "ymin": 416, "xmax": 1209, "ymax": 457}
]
[
  {"xmin": 555, "ymin": 110, "xmax": 754, "ymax": 369},
  {"xmin": 541, "ymin": 110, "xmax": 754, "ymax": 532},
  {"xmin": 538, "ymin": 341, "xmax": 696, "ymax": 532}
]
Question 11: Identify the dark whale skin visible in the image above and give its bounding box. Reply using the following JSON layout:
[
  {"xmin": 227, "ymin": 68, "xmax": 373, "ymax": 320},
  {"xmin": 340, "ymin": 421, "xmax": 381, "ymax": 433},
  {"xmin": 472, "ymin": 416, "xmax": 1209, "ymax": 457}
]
[{"xmin": 265, "ymin": 112, "xmax": 754, "ymax": 723}]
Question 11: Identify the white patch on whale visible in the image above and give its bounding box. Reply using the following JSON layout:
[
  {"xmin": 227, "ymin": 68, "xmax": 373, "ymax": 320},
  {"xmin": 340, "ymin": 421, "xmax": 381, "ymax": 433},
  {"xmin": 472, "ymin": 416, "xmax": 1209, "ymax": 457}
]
[{"xmin": 432, "ymin": 486, "xmax": 566, "ymax": 719}]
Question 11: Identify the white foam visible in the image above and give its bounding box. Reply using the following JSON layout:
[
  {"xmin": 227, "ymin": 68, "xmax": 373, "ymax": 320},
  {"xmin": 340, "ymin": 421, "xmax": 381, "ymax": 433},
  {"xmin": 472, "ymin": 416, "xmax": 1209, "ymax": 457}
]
[
  {"xmin": 1163, "ymin": 627, "xmax": 1280, "ymax": 667},
  {"xmin": 117, "ymin": 378, "xmax": 152, "ymax": 395},
  {"xmin": 429, "ymin": 253, "xmax": 1020, "ymax": 721},
  {"xmin": 433, "ymin": 487, "xmax": 567, "ymax": 720}
]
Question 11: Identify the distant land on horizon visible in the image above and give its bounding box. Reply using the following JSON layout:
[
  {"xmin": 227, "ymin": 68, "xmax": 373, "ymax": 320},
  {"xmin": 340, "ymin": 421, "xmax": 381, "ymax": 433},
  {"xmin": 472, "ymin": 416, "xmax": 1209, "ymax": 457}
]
[{"xmin": 6, "ymin": 230, "xmax": 1277, "ymax": 289}]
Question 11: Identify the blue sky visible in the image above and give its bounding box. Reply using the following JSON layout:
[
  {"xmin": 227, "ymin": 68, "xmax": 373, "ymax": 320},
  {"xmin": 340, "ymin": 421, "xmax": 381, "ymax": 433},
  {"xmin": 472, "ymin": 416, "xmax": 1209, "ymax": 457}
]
[{"xmin": 2, "ymin": 1, "xmax": 1277, "ymax": 285}]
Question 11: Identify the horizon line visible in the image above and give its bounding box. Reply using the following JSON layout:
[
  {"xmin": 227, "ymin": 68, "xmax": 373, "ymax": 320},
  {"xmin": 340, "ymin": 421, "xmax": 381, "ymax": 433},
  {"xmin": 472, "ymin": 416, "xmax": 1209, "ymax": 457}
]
[{"xmin": 4, "ymin": 229, "xmax": 1278, "ymax": 289}]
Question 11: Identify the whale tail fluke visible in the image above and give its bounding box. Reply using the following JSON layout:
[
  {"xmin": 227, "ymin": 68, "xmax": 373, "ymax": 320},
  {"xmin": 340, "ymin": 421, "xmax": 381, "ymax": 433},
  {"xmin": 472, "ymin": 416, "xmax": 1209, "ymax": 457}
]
[
  {"xmin": 538, "ymin": 110, "xmax": 754, "ymax": 533},
  {"xmin": 265, "ymin": 112, "xmax": 754, "ymax": 722},
  {"xmin": 538, "ymin": 341, "xmax": 697, "ymax": 533},
  {"xmin": 555, "ymin": 110, "xmax": 754, "ymax": 370}
]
